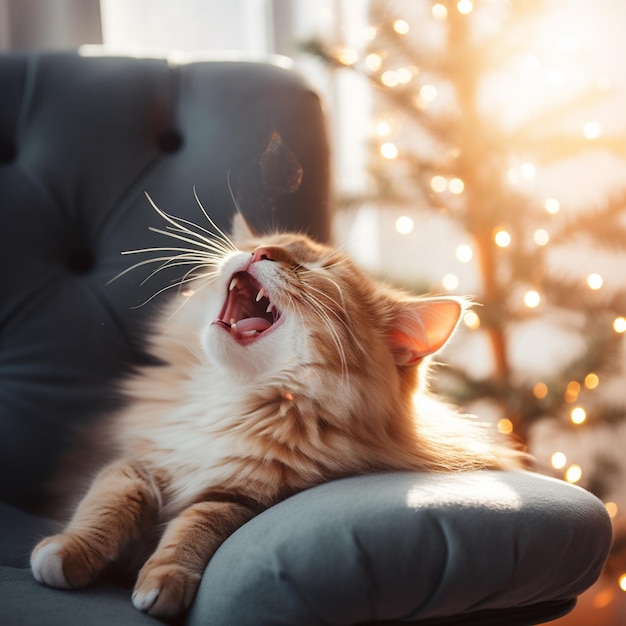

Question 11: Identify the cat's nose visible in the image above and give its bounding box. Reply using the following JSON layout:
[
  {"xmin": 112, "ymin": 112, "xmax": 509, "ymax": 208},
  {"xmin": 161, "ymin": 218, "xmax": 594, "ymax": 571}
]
[{"xmin": 251, "ymin": 247, "xmax": 273, "ymax": 263}]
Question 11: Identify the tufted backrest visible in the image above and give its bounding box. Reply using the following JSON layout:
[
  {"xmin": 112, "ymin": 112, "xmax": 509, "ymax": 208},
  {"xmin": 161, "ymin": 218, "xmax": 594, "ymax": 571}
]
[{"xmin": 0, "ymin": 51, "xmax": 330, "ymax": 511}]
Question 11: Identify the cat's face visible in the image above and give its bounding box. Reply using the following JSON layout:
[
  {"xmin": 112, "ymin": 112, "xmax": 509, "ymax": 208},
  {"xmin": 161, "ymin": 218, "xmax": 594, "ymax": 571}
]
[{"xmin": 198, "ymin": 215, "xmax": 465, "ymax": 414}]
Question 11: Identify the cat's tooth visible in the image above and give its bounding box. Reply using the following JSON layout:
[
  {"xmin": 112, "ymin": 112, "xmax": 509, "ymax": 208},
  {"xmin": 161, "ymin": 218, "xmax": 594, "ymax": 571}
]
[
  {"xmin": 230, "ymin": 319, "xmax": 237, "ymax": 328},
  {"xmin": 256, "ymin": 287, "xmax": 266, "ymax": 302},
  {"xmin": 229, "ymin": 277, "xmax": 239, "ymax": 291},
  {"xmin": 266, "ymin": 302, "xmax": 274, "ymax": 314}
]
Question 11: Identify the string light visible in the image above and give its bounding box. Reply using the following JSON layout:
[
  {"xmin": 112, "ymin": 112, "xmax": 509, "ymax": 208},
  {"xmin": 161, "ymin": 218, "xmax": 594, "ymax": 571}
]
[
  {"xmin": 432, "ymin": 3, "xmax": 448, "ymax": 20},
  {"xmin": 336, "ymin": 47, "xmax": 358, "ymax": 66},
  {"xmin": 570, "ymin": 406, "xmax": 587, "ymax": 425},
  {"xmin": 381, "ymin": 71, "xmax": 400, "ymax": 87},
  {"xmin": 393, "ymin": 19, "xmax": 410, "ymax": 35},
  {"xmin": 533, "ymin": 229, "xmax": 550, "ymax": 246},
  {"xmin": 442, "ymin": 273, "xmax": 460, "ymax": 291},
  {"xmin": 524, "ymin": 290, "xmax": 540, "ymax": 308},
  {"xmin": 375, "ymin": 120, "xmax": 392, "ymax": 136},
  {"xmin": 520, "ymin": 162, "xmax": 536, "ymax": 180},
  {"xmin": 544, "ymin": 198, "xmax": 560, "ymax": 214},
  {"xmin": 494, "ymin": 229, "xmax": 511, "ymax": 248},
  {"xmin": 614, "ymin": 317, "xmax": 626, "ymax": 333},
  {"xmin": 583, "ymin": 121, "xmax": 602, "ymax": 140},
  {"xmin": 456, "ymin": 244, "xmax": 473, "ymax": 263},
  {"xmin": 605, "ymin": 502, "xmax": 618, "ymax": 518},
  {"xmin": 565, "ymin": 381, "xmax": 580, "ymax": 403},
  {"xmin": 365, "ymin": 53, "xmax": 382, "ymax": 72},
  {"xmin": 380, "ymin": 142, "xmax": 399, "ymax": 159},
  {"xmin": 463, "ymin": 310, "xmax": 481, "ymax": 329},
  {"xmin": 551, "ymin": 452, "xmax": 567, "ymax": 469},
  {"xmin": 457, "ymin": 0, "xmax": 474, "ymax": 15},
  {"xmin": 584, "ymin": 373, "xmax": 599, "ymax": 389},
  {"xmin": 619, "ymin": 574, "xmax": 626, "ymax": 592},
  {"xmin": 565, "ymin": 464, "xmax": 582, "ymax": 483},
  {"xmin": 533, "ymin": 382, "xmax": 548, "ymax": 399},
  {"xmin": 587, "ymin": 273, "xmax": 603, "ymax": 290},
  {"xmin": 395, "ymin": 216, "xmax": 414, "ymax": 235},
  {"xmin": 420, "ymin": 84, "xmax": 438, "ymax": 102},
  {"xmin": 396, "ymin": 67, "xmax": 413, "ymax": 84},
  {"xmin": 431, "ymin": 175, "xmax": 448, "ymax": 192},
  {"xmin": 448, "ymin": 178, "xmax": 464, "ymax": 194},
  {"xmin": 497, "ymin": 418, "xmax": 513, "ymax": 435}
]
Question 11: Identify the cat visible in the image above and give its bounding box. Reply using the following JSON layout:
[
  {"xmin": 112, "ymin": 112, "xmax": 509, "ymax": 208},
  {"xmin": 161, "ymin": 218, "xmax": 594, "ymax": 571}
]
[{"xmin": 30, "ymin": 195, "xmax": 524, "ymax": 619}]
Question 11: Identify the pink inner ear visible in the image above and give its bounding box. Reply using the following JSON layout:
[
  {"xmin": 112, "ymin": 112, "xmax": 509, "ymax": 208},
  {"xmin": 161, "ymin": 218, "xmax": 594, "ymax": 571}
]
[{"xmin": 389, "ymin": 298, "xmax": 463, "ymax": 366}]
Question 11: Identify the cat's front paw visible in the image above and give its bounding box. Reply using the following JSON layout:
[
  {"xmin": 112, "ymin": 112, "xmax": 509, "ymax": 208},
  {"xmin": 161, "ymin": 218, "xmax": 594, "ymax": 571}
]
[
  {"xmin": 31, "ymin": 534, "xmax": 104, "ymax": 589},
  {"xmin": 132, "ymin": 561, "xmax": 202, "ymax": 618}
]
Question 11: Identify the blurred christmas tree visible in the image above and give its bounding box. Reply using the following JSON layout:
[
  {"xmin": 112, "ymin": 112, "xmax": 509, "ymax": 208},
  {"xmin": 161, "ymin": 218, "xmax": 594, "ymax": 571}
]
[{"xmin": 305, "ymin": 0, "xmax": 626, "ymax": 598}]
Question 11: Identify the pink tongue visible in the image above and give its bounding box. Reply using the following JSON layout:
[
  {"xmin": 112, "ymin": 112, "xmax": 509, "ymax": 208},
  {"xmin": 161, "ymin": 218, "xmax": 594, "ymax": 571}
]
[{"xmin": 235, "ymin": 317, "xmax": 272, "ymax": 333}]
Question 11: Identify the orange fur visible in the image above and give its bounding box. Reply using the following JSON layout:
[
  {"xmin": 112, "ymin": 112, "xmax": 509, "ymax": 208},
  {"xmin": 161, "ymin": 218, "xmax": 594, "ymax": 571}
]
[{"xmin": 31, "ymin": 212, "xmax": 525, "ymax": 618}]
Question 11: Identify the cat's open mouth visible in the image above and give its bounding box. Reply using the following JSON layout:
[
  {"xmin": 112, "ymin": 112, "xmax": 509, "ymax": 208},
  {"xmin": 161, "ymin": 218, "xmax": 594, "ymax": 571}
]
[{"xmin": 214, "ymin": 271, "xmax": 282, "ymax": 344}]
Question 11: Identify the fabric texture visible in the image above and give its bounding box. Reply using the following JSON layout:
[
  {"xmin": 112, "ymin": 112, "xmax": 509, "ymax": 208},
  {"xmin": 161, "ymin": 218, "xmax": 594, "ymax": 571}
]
[{"xmin": 0, "ymin": 51, "xmax": 612, "ymax": 625}]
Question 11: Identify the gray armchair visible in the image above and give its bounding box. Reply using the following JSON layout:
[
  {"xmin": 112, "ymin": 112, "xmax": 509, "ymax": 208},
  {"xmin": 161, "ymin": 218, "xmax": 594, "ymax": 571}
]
[{"xmin": 0, "ymin": 51, "xmax": 612, "ymax": 625}]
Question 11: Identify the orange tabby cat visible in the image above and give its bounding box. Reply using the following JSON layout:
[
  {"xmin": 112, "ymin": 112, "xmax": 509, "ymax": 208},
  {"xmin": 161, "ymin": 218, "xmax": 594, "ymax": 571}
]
[{"xmin": 31, "ymin": 200, "xmax": 524, "ymax": 619}]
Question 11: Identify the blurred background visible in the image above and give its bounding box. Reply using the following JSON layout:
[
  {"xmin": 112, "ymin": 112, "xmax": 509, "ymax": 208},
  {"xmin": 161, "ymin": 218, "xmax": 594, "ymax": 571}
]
[{"xmin": 2, "ymin": 1, "xmax": 626, "ymax": 623}]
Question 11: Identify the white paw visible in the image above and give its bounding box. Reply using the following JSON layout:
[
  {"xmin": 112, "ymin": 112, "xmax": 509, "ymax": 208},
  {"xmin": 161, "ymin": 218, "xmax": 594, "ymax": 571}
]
[
  {"xmin": 31, "ymin": 541, "xmax": 71, "ymax": 589},
  {"xmin": 132, "ymin": 587, "xmax": 160, "ymax": 613}
]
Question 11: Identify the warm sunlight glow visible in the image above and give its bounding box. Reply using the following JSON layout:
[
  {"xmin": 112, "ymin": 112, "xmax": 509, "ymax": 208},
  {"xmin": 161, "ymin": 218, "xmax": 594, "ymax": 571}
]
[
  {"xmin": 442, "ymin": 273, "xmax": 459, "ymax": 291},
  {"xmin": 456, "ymin": 244, "xmax": 473, "ymax": 263},
  {"xmin": 587, "ymin": 273, "xmax": 603, "ymax": 290},
  {"xmin": 551, "ymin": 452, "xmax": 567, "ymax": 470},
  {"xmin": 614, "ymin": 317, "xmax": 626, "ymax": 333},
  {"xmin": 395, "ymin": 216, "xmax": 414, "ymax": 235},
  {"xmin": 565, "ymin": 464, "xmax": 582, "ymax": 484},
  {"xmin": 380, "ymin": 142, "xmax": 398, "ymax": 159},
  {"xmin": 456, "ymin": 0, "xmax": 473, "ymax": 15},
  {"xmin": 524, "ymin": 290, "xmax": 540, "ymax": 308},
  {"xmin": 494, "ymin": 230, "xmax": 511, "ymax": 248},
  {"xmin": 464, "ymin": 310, "xmax": 480, "ymax": 329},
  {"xmin": 544, "ymin": 198, "xmax": 561, "ymax": 214},
  {"xmin": 571, "ymin": 407, "xmax": 587, "ymax": 425},
  {"xmin": 432, "ymin": 3, "xmax": 448, "ymax": 20},
  {"xmin": 393, "ymin": 19, "xmax": 410, "ymax": 35},
  {"xmin": 431, "ymin": 175, "xmax": 448, "ymax": 192}
]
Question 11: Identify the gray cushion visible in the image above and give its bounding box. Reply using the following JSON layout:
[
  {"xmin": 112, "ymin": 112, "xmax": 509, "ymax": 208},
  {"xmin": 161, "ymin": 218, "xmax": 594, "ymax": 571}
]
[
  {"xmin": 1, "ymin": 471, "xmax": 610, "ymax": 625},
  {"xmin": 194, "ymin": 470, "xmax": 610, "ymax": 624}
]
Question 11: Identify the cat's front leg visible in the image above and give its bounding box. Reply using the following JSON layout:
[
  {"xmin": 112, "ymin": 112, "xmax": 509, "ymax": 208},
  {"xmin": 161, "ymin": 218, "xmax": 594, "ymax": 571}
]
[
  {"xmin": 132, "ymin": 499, "xmax": 258, "ymax": 618},
  {"xmin": 31, "ymin": 459, "xmax": 161, "ymax": 589}
]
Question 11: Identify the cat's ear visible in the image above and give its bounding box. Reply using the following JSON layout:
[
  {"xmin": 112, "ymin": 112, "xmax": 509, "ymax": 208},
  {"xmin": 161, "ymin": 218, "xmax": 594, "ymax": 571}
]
[
  {"xmin": 388, "ymin": 297, "xmax": 464, "ymax": 366},
  {"xmin": 230, "ymin": 212, "xmax": 258, "ymax": 243}
]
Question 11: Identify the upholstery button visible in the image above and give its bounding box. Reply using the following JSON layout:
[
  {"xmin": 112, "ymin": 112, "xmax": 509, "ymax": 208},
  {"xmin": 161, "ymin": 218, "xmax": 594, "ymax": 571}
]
[
  {"xmin": 157, "ymin": 130, "xmax": 183, "ymax": 153},
  {"xmin": 67, "ymin": 248, "xmax": 96, "ymax": 274},
  {"xmin": 0, "ymin": 139, "xmax": 16, "ymax": 164}
]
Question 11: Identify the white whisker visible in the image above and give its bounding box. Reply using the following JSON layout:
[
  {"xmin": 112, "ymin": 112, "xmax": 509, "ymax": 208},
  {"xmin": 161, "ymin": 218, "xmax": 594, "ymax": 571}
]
[{"xmin": 194, "ymin": 186, "xmax": 238, "ymax": 253}]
